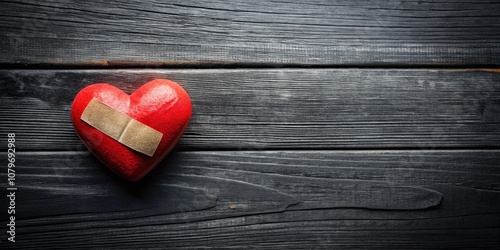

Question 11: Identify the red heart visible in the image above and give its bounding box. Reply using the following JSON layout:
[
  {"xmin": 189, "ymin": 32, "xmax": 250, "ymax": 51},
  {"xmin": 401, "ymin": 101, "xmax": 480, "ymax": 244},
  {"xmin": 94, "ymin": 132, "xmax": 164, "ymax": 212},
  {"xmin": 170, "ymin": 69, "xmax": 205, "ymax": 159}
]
[{"xmin": 71, "ymin": 79, "xmax": 192, "ymax": 181}]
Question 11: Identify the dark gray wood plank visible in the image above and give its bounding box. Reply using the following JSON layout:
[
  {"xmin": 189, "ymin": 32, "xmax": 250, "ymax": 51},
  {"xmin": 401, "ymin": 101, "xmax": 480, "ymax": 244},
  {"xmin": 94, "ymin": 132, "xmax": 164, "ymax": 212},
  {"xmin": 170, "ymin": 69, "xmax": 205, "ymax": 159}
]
[
  {"xmin": 1, "ymin": 0, "xmax": 500, "ymax": 66},
  {"xmin": 1, "ymin": 69, "xmax": 499, "ymax": 150},
  {"xmin": 1, "ymin": 150, "xmax": 499, "ymax": 249}
]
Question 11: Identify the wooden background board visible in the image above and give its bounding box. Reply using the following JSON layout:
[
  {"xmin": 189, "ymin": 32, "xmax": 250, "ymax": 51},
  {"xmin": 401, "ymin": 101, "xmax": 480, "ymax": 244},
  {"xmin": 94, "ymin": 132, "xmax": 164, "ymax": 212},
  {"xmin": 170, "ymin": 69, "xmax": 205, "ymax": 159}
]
[
  {"xmin": 0, "ymin": 69, "xmax": 499, "ymax": 249},
  {"xmin": 0, "ymin": 69, "xmax": 499, "ymax": 151},
  {"xmin": 1, "ymin": 150, "xmax": 500, "ymax": 249},
  {"xmin": 0, "ymin": 0, "xmax": 500, "ymax": 249},
  {"xmin": 1, "ymin": 0, "xmax": 500, "ymax": 66}
]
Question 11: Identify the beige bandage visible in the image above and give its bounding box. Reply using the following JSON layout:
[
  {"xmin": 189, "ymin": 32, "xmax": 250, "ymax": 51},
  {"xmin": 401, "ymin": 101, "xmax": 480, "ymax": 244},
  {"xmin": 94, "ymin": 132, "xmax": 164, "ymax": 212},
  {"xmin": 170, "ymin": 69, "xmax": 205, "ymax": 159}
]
[{"xmin": 81, "ymin": 98, "xmax": 163, "ymax": 157}]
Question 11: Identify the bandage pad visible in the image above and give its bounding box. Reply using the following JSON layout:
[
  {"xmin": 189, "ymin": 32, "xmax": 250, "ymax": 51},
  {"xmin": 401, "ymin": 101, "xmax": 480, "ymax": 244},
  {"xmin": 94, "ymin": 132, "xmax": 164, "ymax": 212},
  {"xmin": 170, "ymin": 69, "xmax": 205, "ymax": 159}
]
[{"xmin": 80, "ymin": 98, "xmax": 163, "ymax": 157}]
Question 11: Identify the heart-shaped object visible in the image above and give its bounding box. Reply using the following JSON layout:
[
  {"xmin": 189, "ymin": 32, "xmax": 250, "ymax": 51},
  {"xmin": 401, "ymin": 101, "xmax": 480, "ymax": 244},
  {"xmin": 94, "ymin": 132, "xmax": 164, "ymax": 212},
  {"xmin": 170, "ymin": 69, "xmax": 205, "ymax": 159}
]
[{"xmin": 71, "ymin": 79, "xmax": 192, "ymax": 181}]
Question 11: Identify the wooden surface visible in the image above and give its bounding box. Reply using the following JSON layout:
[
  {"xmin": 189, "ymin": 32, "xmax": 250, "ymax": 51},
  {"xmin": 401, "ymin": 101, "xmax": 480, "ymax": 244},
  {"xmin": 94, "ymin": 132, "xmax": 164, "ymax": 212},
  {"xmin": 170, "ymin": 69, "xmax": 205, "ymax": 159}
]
[
  {"xmin": 1, "ymin": 150, "xmax": 500, "ymax": 249},
  {"xmin": 1, "ymin": 69, "xmax": 499, "ymax": 151},
  {"xmin": 1, "ymin": 0, "xmax": 500, "ymax": 249},
  {"xmin": 1, "ymin": 0, "xmax": 500, "ymax": 66}
]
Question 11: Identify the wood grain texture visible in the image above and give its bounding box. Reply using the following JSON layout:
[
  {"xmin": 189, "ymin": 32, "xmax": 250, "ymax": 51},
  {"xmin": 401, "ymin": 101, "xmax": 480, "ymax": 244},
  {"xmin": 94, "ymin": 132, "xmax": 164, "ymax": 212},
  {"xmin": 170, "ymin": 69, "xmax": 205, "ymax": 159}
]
[
  {"xmin": 1, "ymin": 1, "xmax": 499, "ymax": 249},
  {"xmin": 1, "ymin": 0, "xmax": 500, "ymax": 66},
  {"xmin": 1, "ymin": 150, "xmax": 499, "ymax": 249},
  {"xmin": 1, "ymin": 69, "xmax": 499, "ymax": 150}
]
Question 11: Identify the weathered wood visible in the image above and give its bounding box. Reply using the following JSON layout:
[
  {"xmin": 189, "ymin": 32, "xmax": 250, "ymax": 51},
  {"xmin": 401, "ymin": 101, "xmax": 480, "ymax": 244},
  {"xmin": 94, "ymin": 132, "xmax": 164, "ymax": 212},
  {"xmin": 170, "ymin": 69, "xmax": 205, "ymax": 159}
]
[
  {"xmin": 1, "ymin": 0, "xmax": 500, "ymax": 66},
  {"xmin": 1, "ymin": 1, "xmax": 498, "ymax": 249},
  {"xmin": 1, "ymin": 150, "xmax": 499, "ymax": 249},
  {"xmin": 1, "ymin": 69, "xmax": 499, "ymax": 150}
]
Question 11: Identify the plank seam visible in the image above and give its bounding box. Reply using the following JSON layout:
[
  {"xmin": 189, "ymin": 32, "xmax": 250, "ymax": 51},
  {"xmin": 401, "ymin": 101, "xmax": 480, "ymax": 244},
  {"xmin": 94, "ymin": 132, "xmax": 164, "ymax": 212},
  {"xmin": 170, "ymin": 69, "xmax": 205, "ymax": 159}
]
[{"xmin": 1, "ymin": 63, "xmax": 500, "ymax": 70}]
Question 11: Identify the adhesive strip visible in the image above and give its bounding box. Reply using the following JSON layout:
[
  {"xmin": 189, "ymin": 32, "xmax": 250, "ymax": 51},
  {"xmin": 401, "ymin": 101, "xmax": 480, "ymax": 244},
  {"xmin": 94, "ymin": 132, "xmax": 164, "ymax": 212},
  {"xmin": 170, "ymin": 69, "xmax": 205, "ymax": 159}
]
[{"xmin": 80, "ymin": 98, "xmax": 162, "ymax": 157}]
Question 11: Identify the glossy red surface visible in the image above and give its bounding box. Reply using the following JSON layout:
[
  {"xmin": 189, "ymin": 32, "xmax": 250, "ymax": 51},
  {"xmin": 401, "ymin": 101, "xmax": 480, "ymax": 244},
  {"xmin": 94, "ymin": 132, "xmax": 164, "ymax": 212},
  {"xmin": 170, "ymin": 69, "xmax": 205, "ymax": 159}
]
[{"xmin": 71, "ymin": 79, "xmax": 192, "ymax": 181}]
